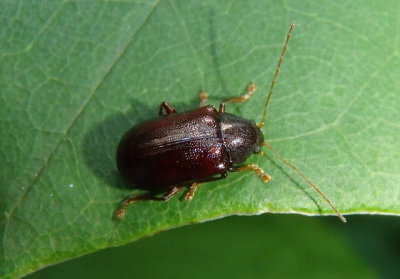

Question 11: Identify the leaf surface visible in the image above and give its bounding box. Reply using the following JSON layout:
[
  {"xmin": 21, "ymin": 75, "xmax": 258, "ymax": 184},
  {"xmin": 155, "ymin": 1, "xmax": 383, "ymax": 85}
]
[{"xmin": 1, "ymin": 0, "xmax": 399, "ymax": 277}]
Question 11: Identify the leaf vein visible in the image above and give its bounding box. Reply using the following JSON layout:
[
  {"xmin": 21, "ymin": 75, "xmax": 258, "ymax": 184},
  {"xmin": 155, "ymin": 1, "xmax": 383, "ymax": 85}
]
[{"xmin": 3, "ymin": 0, "xmax": 162, "ymax": 246}]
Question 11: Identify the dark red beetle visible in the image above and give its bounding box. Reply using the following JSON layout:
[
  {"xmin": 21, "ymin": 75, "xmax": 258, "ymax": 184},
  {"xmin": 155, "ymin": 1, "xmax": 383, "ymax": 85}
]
[{"xmin": 115, "ymin": 23, "xmax": 346, "ymax": 222}]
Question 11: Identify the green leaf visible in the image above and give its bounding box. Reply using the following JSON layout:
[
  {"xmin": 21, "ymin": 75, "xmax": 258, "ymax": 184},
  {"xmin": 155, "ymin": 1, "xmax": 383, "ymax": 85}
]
[{"xmin": 1, "ymin": 0, "xmax": 399, "ymax": 277}]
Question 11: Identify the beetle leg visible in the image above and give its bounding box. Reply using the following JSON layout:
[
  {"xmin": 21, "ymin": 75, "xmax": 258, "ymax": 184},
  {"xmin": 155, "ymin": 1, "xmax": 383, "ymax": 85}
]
[
  {"xmin": 114, "ymin": 187, "xmax": 183, "ymax": 220},
  {"xmin": 219, "ymin": 83, "xmax": 256, "ymax": 113},
  {"xmin": 161, "ymin": 186, "xmax": 184, "ymax": 201},
  {"xmin": 159, "ymin": 101, "xmax": 177, "ymax": 116},
  {"xmin": 233, "ymin": 164, "xmax": 271, "ymax": 183},
  {"xmin": 183, "ymin": 182, "xmax": 200, "ymax": 200},
  {"xmin": 183, "ymin": 173, "xmax": 226, "ymax": 201},
  {"xmin": 114, "ymin": 194, "xmax": 157, "ymax": 220},
  {"xmin": 198, "ymin": 90, "xmax": 208, "ymax": 107}
]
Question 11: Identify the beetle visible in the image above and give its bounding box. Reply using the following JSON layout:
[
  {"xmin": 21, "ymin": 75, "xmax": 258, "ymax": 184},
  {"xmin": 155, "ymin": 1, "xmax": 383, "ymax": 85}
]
[{"xmin": 115, "ymin": 23, "xmax": 346, "ymax": 222}]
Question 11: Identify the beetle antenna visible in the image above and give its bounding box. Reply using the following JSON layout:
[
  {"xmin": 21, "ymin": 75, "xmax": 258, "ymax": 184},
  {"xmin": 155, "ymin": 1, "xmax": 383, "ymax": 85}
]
[
  {"xmin": 258, "ymin": 22, "xmax": 295, "ymax": 128},
  {"xmin": 262, "ymin": 142, "xmax": 346, "ymax": 223}
]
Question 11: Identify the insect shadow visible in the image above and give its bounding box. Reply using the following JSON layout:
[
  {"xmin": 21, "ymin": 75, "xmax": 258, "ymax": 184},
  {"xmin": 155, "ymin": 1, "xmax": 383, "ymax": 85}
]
[
  {"xmin": 263, "ymin": 155, "xmax": 321, "ymax": 213},
  {"xmin": 82, "ymin": 98, "xmax": 149, "ymax": 190}
]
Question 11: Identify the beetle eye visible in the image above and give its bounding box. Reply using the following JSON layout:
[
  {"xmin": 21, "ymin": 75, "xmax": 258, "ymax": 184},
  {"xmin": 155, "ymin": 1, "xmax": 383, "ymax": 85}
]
[{"xmin": 254, "ymin": 146, "xmax": 260, "ymax": 153}]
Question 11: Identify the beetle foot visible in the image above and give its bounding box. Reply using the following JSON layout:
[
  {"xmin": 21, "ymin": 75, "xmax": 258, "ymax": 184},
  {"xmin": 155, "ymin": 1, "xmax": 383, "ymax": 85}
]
[
  {"xmin": 233, "ymin": 164, "xmax": 271, "ymax": 183},
  {"xmin": 260, "ymin": 173, "xmax": 272, "ymax": 183},
  {"xmin": 114, "ymin": 207, "xmax": 126, "ymax": 220},
  {"xmin": 114, "ymin": 194, "xmax": 164, "ymax": 220},
  {"xmin": 198, "ymin": 90, "xmax": 208, "ymax": 107},
  {"xmin": 219, "ymin": 82, "xmax": 257, "ymax": 113},
  {"xmin": 184, "ymin": 182, "xmax": 200, "ymax": 200}
]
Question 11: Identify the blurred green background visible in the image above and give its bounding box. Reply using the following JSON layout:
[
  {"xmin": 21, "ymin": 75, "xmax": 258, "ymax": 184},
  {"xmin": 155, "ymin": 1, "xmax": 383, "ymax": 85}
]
[{"xmin": 27, "ymin": 214, "xmax": 400, "ymax": 278}]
